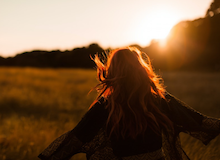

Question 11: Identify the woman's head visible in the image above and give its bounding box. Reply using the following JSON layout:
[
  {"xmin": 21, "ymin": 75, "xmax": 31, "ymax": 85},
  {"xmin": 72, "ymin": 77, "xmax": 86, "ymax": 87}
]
[
  {"xmin": 92, "ymin": 47, "xmax": 172, "ymax": 138},
  {"xmin": 94, "ymin": 47, "xmax": 164, "ymax": 101}
]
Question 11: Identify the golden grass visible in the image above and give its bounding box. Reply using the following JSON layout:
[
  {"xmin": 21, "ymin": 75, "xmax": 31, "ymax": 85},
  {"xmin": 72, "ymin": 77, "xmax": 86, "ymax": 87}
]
[{"xmin": 0, "ymin": 67, "xmax": 219, "ymax": 160}]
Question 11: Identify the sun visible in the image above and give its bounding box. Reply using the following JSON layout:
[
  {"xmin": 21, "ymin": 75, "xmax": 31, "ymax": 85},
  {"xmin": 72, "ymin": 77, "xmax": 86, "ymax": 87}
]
[{"xmin": 134, "ymin": 9, "xmax": 179, "ymax": 46}]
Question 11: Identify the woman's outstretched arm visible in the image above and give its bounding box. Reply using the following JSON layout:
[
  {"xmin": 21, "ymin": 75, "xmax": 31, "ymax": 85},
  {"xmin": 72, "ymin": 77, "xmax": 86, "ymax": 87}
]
[
  {"xmin": 38, "ymin": 130, "xmax": 83, "ymax": 160},
  {"xmin": 164, "ymin": 92, "xmax": 220, "ymax": 145},
  {"xmin": 38, "ymin": 98, "xmax": 108, "ymax": 160}
]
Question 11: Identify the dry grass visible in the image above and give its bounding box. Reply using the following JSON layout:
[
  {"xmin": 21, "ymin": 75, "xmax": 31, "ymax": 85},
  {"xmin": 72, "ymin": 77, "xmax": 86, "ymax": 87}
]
[{"xmin": 0, "ymin": 67, "xmax": 219, "ymax": 160}]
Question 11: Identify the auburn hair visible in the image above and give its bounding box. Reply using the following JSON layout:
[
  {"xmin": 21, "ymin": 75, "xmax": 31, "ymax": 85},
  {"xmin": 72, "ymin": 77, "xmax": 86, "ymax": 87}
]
[{"xmin": 91, "ymin": 47, "xmax": 173, "ymax": 139}]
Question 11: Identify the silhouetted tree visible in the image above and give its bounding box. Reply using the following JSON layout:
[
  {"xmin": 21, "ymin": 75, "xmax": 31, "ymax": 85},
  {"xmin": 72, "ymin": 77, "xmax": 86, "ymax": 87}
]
[
  {"xmin": 0, "ymin": 56, "xmax": 6, "ymax": 65},
  {"xmin": 206, "ymin": 0, "xmax": 220, "ymax": 17}
]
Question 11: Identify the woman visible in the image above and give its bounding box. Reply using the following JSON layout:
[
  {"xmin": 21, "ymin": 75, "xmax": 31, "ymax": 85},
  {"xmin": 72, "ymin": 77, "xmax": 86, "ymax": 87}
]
[{"xmin": 38, "ymin": 47, "xmax": 220, "ymax": 160}]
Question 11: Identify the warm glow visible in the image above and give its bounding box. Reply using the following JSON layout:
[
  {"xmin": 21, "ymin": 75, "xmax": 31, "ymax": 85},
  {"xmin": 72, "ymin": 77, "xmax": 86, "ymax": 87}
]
[
  {"xmin": 0, "ymin": 0, "xmax": 212, "ymax": 57},
  {"xmin": 158, "ymin": 39, "xmax": 168, "ymax": 48},
  {"xmin": 134, "ymin": 9, "xmax": 179, "ymax": 46}
]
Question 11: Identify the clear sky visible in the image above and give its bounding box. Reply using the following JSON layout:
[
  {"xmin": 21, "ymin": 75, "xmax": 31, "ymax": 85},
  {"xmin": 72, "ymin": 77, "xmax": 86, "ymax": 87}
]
[{"xmin": 0, "ymin": 0, "xmax": 212, "ymax": 57}]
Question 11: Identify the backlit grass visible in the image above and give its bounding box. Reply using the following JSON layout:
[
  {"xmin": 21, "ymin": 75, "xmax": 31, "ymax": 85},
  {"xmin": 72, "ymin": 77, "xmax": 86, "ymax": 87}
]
[{"xmin": 0, "ymin": 68, "xmax": 219, "ymax": 160}]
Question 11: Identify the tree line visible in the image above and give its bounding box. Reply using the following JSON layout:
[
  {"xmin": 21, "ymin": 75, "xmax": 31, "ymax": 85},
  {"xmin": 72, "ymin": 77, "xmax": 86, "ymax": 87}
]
[{"xmin": 0, "ymin": 44, "xmax": 104, "ymax": 69}]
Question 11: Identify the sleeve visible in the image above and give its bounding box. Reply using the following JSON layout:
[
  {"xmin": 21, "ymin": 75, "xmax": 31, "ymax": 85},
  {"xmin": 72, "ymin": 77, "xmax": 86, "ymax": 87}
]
[
  {"xmin": 164, "ymin": 92, "xmax": 220, "ymax": 145},
  {"xmin": 38, "ymin": 98, "xmax": 108, "ymax": 160},
  {"xmin": 38, "ymin": 130, "xmax": 83, "ymax": 160}
]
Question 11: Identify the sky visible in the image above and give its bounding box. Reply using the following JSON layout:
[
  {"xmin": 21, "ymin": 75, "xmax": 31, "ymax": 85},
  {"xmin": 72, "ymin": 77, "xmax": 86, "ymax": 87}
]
[{"xmin": 0, "ymin": 0, "xmax": 212, "ymax": 57}]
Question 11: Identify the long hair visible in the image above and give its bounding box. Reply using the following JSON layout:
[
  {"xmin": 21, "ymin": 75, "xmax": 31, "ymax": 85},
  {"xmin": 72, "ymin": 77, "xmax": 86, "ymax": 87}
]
[{"xmin": 91, "ymin": 47, "xmax": 173, "ymax": 139}]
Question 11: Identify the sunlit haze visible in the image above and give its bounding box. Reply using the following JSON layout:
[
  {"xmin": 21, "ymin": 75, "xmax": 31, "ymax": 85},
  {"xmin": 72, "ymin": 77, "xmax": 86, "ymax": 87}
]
[
  {"xmin": 0, "ymin": 0, "xmax": 212, "ymax": 57},
  {"xmin": 133, "ymin": 6, "xmax": 180, "ymax": 46}
]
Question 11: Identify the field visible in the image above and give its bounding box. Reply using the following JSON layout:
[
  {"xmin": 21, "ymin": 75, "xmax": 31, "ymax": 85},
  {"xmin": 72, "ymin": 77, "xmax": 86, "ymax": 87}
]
[{"xmin": 0, "ymin": 67, "xmax": 219, "ymax": 160}]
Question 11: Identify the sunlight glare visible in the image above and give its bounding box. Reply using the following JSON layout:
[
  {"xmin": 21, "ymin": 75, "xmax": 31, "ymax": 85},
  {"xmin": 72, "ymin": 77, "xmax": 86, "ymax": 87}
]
[
  {"xmin": 134, "ymin": 9, "xmax": 179, "ymax": 46},
  {"xmin": 158, "ymin": 39, "xmax": 167, "ymax": 48}
]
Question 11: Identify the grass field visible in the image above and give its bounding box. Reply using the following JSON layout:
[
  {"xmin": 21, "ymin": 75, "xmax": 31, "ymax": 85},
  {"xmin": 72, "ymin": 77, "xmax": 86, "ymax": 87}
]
[{"xmin": 0, "ymin": 67, "xmax": 219, "ymax": 160}]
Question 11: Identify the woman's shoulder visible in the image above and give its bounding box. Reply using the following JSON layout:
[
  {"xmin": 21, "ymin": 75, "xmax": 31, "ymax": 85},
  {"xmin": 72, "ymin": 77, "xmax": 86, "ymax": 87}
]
[
  {"xmin": 89, "ymin": 97, "xmax": 108, "ymax": 113},
  {"xmin": 73, "ymin": 97, "xmax": 108, "ymax": 143}
]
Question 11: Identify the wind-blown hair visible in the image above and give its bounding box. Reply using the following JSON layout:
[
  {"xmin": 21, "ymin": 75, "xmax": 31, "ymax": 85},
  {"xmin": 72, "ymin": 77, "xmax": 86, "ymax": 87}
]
[{"xmin": 92, "ymin": 47, "xmax": 173, "ymax": 139}]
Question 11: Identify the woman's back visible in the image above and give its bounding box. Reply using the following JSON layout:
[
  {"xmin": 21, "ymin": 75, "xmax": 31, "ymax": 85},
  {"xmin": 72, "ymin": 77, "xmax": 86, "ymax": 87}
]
[{"xmin": 74, "ymin": 97, "xmax": 163, "ymax": 157}]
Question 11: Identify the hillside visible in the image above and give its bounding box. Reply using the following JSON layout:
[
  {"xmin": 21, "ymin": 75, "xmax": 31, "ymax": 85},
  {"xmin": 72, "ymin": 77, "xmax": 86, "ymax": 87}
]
[{"xmin": 142, "ymin": 13, "xmax": 220, "ymax": 71}]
